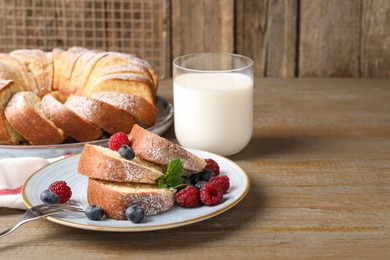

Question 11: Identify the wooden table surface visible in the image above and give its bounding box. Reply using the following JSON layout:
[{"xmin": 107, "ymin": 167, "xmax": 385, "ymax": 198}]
[{"xmin": 1, "ymin": 78, "xmax": 389, "ymax": 259}]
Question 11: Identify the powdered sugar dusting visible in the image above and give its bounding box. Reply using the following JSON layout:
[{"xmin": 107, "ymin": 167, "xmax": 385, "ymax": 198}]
[
  {"xmin": 65, "ymin": 95, "xmax": 101, "ymax": 121},
  {"xmin": 130, "ymin": 125, "xmax": 206, "ymax": 172}
]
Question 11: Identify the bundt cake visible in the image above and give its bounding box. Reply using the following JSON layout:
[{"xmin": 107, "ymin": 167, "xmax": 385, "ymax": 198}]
[{"xmin": 0, "ymin": 47, "xmax": 159, "ymax": 145}]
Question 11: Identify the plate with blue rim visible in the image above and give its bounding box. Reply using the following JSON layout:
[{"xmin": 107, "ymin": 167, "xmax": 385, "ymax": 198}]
[{"xmin": 22, "ymin": 149, "xmax": 250, "ymax": 232}]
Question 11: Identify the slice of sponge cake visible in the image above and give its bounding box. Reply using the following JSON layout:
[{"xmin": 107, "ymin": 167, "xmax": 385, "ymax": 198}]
[
  {"xmin": 129, "ymin": 124, "xmax": 206, "ymax": 173},
  {"xmin": 87, "ymin": 178, "xmax": 175, "ymax": 219},
  {"xmin": 78, "ymin": 144, "xmax": 163, "ymax": 184}
]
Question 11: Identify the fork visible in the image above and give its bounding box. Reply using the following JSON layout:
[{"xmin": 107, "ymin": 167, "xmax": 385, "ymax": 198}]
[{"xmin": 0, "ymin": 203, "xmax": 84, "ymax": 238}]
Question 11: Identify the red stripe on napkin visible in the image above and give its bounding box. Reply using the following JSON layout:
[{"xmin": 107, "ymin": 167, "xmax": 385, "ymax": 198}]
[{"xmin": 0, "ymin": 185, "xmax": 22, "ymax": 195}]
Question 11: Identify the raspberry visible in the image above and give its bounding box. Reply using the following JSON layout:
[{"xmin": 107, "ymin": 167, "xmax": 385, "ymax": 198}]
[
  {"xmin": 205, "ymin": 158, "xmax": 220, "ymax": 176},
  {"xmin": 200, "ymin": 182, "xmax": 223, "ymax": 206},
  {"xmin": 175, "ymin": 186, "xmax": 199, "ymax": 208},
  {"xmin": 48, "ymin": 180, "xmax": 72, "ymax": 203},
  {"xmin": 108, "ymin": 132, "xmax": 130, "ymax": 151},
  {"xmin": 209, "ymin": 175, "xmax": 230, "ymax": 194}
]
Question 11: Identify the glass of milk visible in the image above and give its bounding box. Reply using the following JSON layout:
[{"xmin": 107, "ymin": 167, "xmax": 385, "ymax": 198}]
[{"xmin": 173, "ymin": 53, "xmax": 253, "ymax": 156}]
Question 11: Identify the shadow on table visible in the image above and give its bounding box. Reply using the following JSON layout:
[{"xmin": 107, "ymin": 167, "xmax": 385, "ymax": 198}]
[
  {"xmin": 0, "ymin": 137, "xmax": 272, "ymax": 253},
  {"xmin": 0, "ymin": 180, "xmax": 265, "ymax": 253}
]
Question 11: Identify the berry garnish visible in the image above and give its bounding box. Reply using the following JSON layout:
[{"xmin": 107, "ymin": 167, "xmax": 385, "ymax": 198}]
[
  {"xmin": 190, "ymin": 173, "xmax": 200, "ymax": 185},
  {"xmin": 48, "ymin": 180, "xmax": 72, "ymax": 203},
  {"xmin": 199, "ymin": 169, "xmax": 215, "ymax": 182},
  {"xmin": 209, "ymin": 175, "xmax": 230, "ymax": 194},
  {"xmin": 205, "ymin": 158, "xmax": 220, "ymax": 176},
  {"xmin": 182, "ymin": 176, "xmax": 192, "ymax": 185},
  {"xmin": 85, "ymin": 205, "xmax": 105, "ymax": 221},
  {"xmin": 176, "ymin": 186, "xmax": 199, "ymax": 208},
  {"xmin": 126, "ymin": 205, "xmax": 145, "ymax": 223},
  {"xmin": 195, "ymin": 181, "xmax": 208, "ymax": 190},
  {"xmin": 108, "ymin": 132, "xmax": 130, "ymax": 151},
  {"xmin": 118, "ymin": 145, "xmax": 135, "ymax": 160},
  {"xmin": 40, "ymin": 189, "xmax": 60, "ymax": 204},
  {"xmin": 200, "ymin": 182, "xmax": 223, "ymax": 206}
]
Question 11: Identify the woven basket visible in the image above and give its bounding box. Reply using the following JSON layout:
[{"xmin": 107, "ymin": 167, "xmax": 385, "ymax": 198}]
[{"xmin": 0, "ymin": 0, "xmax": 168, "ymax": 78}]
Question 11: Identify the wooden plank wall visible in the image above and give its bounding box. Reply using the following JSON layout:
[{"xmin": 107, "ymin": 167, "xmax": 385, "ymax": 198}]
[{"xmin": 171, "ymin": 0, "xmax": 390, "ymax": 78}]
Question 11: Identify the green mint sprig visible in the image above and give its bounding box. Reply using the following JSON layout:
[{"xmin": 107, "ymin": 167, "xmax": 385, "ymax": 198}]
[{"xmin": 157, "ymin": 159, "xmax": 187, "ymax": 189}]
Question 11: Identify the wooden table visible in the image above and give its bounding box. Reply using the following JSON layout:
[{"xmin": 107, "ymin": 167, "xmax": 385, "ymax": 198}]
[{"xmin": 1, "ymin": 78, "xmax": 389, "ymax": 259}]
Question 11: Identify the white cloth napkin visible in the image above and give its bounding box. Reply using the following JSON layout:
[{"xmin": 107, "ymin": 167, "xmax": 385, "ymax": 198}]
[{"xmin": 0, "ymin": 157, "xmax": 50, "ymax": 210}]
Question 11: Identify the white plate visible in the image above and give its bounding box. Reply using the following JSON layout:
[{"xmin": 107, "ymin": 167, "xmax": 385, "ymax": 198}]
[
  {"xmin": 22, "ymin": 149, "xmax": 250, "ymax": 232},
  {"xmin": 0, "ymin": 96, "xmax": 173, "ymax": 159}
]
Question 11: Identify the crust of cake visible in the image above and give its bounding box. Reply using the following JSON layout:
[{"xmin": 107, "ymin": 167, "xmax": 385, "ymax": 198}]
[
  {"xmin": 10, "ymin": 49, "xmax": 52, "ymax": 97},
  {"xmin": 0, "ymin": 79, "xmax": 24, "ymax": 144},
  {"xmin": 57, "ymin": 47, "xmax": 89, "ymax": 97},
  {"xmin": 129, "ymin": 124, "xmax": 206, "ymax": 173},
  {"xmin": 65, "ymin": 95, "xmax": 136, "ymax": 134},
  {"xmin": 70, "ymin": 51, "xmax": 107, "ymax": 95},
  {"xmin": 83, "ymin": 73, "xmax": 155, "ymax": 105},
  {"xmin": 51, "ymin": 48, "xmax": 64, "ymax": 91},
  {"xmin": 87, "ymin": 60, "xmax": 154, "ymax": 91},
  {"xmin": 103, "ymin": 52, "xmax": 158, "ymax": 94},
  {"xmin": 41, "ymin": 93, "xmax": 103, "ymax": 142},
  {"xmin": 5, "ymin": 91, "xmax": 65, "ymax": 145},
  {"xmin": 0, "ymin": 53, "xmax": 37, "ymax": 92},
  {"xmin": 91, "ymin": 91, "xmax": 158, "ymax": 127},
  {"xmin": 0, "ymin": 61, "xmax": 26, "ymax": 89}
]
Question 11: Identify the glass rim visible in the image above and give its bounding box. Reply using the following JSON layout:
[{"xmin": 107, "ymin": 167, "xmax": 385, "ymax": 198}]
[{"xmin": 172, "ymin": 52, "xmax": 254, "ymax": 73}]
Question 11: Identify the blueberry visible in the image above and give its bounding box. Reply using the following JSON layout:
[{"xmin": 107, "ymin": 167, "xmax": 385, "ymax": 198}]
[
  {"xmin": 182, "ymin": 176, "xmax": 192, "ymax": 185},
  {"xmin": 40, "ymin": 189, "xmax": 60, "ymax": 204},
  {"xmin": 200, "ymin": 169, "xmax": 215, "ymax": 181},
  {"xmin": 195, "ymin": 181, "xmax": 208, "ymax": 190},
  {"xmin": 85, "ymin": 205, "xmax": 105, "ymax": 221},
  {"xmin": 190, "ymin": 173, "xmax": 201, "ymax": 185},
  {"xmin": 125, "ymin": 205, "xmax": 144, "ymax": 223},
  {"xmin": 118, "ymin": 145, "xmax": 135, "ymax": 160}
]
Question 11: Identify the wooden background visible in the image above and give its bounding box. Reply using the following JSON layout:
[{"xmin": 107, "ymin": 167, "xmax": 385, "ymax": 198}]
[
  {"xmin": 172, "ymin": 0, "xmax": 390, "ymax": 78},
  {"xmin": 0, "ymin": 0, "xmax": 389, "ymax": 78}
]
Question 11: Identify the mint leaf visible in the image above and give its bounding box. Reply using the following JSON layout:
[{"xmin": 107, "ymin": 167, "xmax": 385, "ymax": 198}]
[
  {"xmin": 157, "ymin": 179, "xmax": 169, "ymax": 189},
  {"xmin": 172, "ymin": 183, "xmax": 188, "ymax": 190},
  {"xmin": 158, "ymin": 159, "xmax": 184, "ymax": 189}
]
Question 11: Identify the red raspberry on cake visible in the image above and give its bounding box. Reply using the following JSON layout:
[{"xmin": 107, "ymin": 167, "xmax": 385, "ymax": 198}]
[
  {"xmin": 108, "ymin": 132, "xmax": 130, "ymax": 151},
  {"xmin": 205, "ymin": 158, "xmax": 220, "ymax": 176},
  {"xmin": 48, "ymin": 180, "xmax": 72, "ymax": 203},
  {"xmin": 200, "ymin": 182, "xmax": 223, "ymax": 206},
  {"xmin": 176, "ymin": 186, "xmax": 199, "ymax": 208},
  {"xmin": 209, "ymin": 175, "xmax": 230, "ymax": 194}
]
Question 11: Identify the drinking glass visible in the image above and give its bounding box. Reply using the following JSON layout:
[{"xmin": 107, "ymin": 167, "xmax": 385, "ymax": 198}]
[{"xmin": 173, "ymin": 53, "xmax": 253, "ymax": 156}]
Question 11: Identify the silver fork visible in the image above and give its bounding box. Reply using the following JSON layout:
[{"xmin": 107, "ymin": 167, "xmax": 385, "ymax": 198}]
[{"xmin": 0, "ymin": 203, "xmax": 84, "ymax": 238}]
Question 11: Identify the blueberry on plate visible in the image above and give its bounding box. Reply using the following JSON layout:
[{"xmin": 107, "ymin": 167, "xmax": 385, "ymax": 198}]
[
  {"xmin": 182, "ymin": 176, "xmax": 192, "ymax": 185},
  {"xmin": 40, "ymin": 189, "xmax": 60, "ymax": 204},
  {"xmin": 200, "ymin": 169, "xmax": 215, "ymax": 182},
  {"xmin": 195, "ymin": 180, "xmax": 208, "ymax": 190},
  {"xmin": 126, "ymin": 205, "xmax": 145, "ymax": 223},
  {"xmin": 190, "ymin": 173, "xmax": 201, "ymax": 185},
  {"xmin": 85, "ymin": 205, "xmax": 105, "ymax": 221}
]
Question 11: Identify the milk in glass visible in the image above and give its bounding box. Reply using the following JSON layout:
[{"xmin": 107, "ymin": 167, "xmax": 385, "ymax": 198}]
[{"xmin": 174, "ymin": 72, "xmax": 253, "ymax": 155}]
